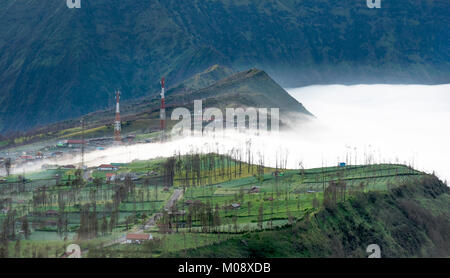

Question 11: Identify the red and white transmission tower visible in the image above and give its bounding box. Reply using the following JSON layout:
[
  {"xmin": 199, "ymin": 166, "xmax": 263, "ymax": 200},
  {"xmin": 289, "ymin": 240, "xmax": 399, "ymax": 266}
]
[
  {"xmin": 114, "ymin": 90, "xmax": 122, "ymax": 143},
  {"xmin": 160, "ymin": 77, "xmax": 166, "ymax": 140}
]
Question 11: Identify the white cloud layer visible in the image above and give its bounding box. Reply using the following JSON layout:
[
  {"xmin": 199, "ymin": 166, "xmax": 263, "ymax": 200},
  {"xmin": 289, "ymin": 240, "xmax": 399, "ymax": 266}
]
[
  {"xmin": 287, "ymin": 84, "xmax": 450, "ymax": 182},
  {"xmin": 13, "ymin": 84, "xmax": 450, "ymax": 183}
]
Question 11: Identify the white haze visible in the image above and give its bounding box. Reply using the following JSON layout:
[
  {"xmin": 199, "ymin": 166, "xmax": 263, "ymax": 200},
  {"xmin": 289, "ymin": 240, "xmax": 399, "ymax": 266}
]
[
  {"xmin": 12, "ymin": 84, "xmax": 450, "ymax": 182},
  {"xmin": 288, "ymin": 84, "xmax": 450, "ymax": 182}
]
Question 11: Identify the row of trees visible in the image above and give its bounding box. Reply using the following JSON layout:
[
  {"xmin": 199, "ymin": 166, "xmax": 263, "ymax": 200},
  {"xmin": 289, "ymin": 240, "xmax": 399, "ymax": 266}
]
[{"xmin": 164, "ymin": 151, "xmax": 277, "ymax": 190}]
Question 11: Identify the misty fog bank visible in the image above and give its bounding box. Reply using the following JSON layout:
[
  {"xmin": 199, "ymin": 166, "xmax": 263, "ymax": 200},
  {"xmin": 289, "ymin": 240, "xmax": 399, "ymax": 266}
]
[{"xmin": 11, "ymin": 84, "xmax": 450, "ymax": 183}]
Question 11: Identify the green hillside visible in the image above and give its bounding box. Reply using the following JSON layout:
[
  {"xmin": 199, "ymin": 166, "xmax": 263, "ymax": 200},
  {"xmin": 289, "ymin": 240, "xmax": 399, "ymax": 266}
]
[
  {"xmin": 1, "ymin": 149, "xmax": 448, "ymax": 258},
  {"xmin": 171, "ymin": 175, "xmax": 450, "ymax": 258}
]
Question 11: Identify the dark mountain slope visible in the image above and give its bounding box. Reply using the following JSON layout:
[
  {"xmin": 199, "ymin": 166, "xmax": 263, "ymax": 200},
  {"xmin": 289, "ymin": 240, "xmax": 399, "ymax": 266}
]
[
  {"xmin": 0, "ymin": 67, "xmax": 309, "ymax": 147},
  {"xmin": 0, "ymin": 1, "xmax": 228, "ymax": 132},
  {"xmin": 188, "ymin": 68, "xmax": 312, "ymax": 117},
  {"xmin": 166, "ymin": 65, "xmax": 235, "ymax": 96},
  {"xmin": 0, "ymin": 0, "xmax": 448, "ymax": 132}
]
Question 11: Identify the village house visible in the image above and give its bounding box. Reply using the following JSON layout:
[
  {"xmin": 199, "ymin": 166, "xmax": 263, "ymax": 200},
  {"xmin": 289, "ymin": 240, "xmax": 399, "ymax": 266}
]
[
  {"xmin": 20, "ymin": 155, "xmax": 34, "ymax": 161},
  {"xmin": 57, "ymin": 140, "xmax": 84, "ymax": 148},
  {"xmin": 66, "ymin": 140, "xmax": 85, "ymax": 148},
  {"xmin": 113, "ymin": 172, "xmax": 139, "ymax": 181},
  {"xmin": 98, "ymin": 164, "xmax": 119, "ymax": 171},
  {"xmin": 125, "ymin": 233, "xmax": 152, "ymax": 244}
]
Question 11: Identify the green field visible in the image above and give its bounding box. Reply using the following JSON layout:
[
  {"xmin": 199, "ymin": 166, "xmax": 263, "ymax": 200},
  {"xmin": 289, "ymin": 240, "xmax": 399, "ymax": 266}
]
[{"xmin": 0, "ymin": 153, "xmax": 431, "ymax": 258}]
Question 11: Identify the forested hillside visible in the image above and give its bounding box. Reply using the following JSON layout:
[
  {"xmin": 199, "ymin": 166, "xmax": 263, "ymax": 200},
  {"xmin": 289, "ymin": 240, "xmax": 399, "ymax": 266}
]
[{"xmin": 1, "ymin": 0, "xmax": 448, "ymax": 132}]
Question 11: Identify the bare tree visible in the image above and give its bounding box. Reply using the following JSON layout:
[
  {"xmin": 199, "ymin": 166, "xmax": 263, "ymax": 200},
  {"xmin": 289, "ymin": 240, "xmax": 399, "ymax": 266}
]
[
  {"xmin": 257, "ymin": 204, "xmax": 264, "ymax": 230},
  {"xmin": 4, "ymin": 158, "xmax": 11, "ymax": 177}
]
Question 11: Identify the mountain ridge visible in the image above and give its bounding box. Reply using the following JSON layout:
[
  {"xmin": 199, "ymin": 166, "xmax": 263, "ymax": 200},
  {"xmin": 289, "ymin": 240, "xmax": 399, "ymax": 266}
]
[
  {"xmin": 0, "ymin": 66, "xmax": 310, "ymax": 148},
  {"xmin": 0, "ymin": 0, "xmax": 448, "ymax": 132},
  {"xmin": 170, "ymin": 175, "xmax": 450, "ymax": 258}
]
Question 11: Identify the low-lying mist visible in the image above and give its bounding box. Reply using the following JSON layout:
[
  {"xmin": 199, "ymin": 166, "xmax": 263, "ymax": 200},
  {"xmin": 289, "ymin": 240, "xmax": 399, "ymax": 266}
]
[
  {"xmin": 288, "ymin": 84, "xmax": 450, "ymax": 182},
  {"xmin": 12, "ymin": 84, "xmax": 450, "ymax": 182}
]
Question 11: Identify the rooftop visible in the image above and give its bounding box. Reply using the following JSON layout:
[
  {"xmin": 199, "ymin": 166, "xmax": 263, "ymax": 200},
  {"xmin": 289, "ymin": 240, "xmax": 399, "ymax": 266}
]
[
  {"xmin": 126, "ymin": 234, "xmax": 151, "ymax": 241},
  {"xmin": 98, "ymin": 164, "xmax": 115, "ymax": 168}
]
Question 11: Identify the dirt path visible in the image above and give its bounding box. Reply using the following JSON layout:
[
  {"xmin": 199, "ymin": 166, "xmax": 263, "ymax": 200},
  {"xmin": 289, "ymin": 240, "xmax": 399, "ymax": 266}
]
[
  {"xmin": 103, "ymin": 188, "xmax": 184, "ymax": 247},
  {"xmin": 143, "ymin": 188, "xmax": 183, "ymax": 229},
  {"xmin": 164, "ymin": 189, "xmax": 183, "ymax": 212}
]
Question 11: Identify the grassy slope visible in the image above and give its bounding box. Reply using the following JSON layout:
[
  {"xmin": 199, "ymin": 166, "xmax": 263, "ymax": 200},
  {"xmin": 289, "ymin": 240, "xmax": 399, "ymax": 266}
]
[
  {"xmin": 89, "ymin": 163, "xmax": 434, "ymax": 258},
  {"xmin": 172, "ymin": 175, "xmax": 450, "ymax": 258},
  {"xmin": 3, "ymin": 153, "xmax": 447, "ymax": 258}
]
